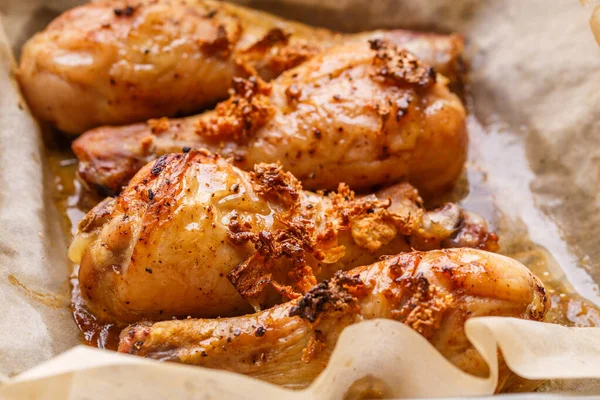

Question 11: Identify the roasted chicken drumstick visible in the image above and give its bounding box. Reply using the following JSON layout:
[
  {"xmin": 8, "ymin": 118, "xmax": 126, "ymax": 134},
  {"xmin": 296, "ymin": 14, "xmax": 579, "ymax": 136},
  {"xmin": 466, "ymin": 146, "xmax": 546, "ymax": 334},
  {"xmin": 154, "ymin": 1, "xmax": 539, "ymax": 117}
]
[
  {"xmin": 18, "ymin": 0, "xmax": 464, "ymax": 134},
  {"xmin": 119, "ymin": 248, "xmax": 549, "ymax": 390},
  {"xmin": 69, "ymin": 150, "xmax": 496, "ymax": 323},
  {"xmin": 74, "ymin": 39, "xmax": 467, "ymax": 196}
]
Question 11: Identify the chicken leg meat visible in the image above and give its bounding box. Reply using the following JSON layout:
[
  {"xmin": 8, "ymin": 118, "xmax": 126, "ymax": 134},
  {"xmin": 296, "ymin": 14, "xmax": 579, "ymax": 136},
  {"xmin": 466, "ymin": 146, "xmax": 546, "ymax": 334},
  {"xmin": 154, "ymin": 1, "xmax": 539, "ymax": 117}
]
[
  {"xmin": 69, "ymin": 150, "xmax": 496, "ymax": 323},
  {"xmin": 118, "ymin": 248, "xmax": 549, "ymax": 390},
  {"xmin": 73, "ymin": 39, "xmax": 467, "ymax": 196},
  {"xmin": 18, "ymin": 0, "xmax": 464, "ymax": 134}
]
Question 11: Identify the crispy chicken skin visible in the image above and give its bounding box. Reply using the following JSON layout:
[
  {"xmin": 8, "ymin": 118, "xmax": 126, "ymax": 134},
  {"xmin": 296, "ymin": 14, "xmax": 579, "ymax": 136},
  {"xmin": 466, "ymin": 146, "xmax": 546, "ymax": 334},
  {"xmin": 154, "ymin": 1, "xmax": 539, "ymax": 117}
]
[
  {"xmin": 118, "ymin": 249, "xmax": 550, "ymax": 389},
  {"xmin": 17, "ymin": 0, "xmax": 464, "ymax": 134},
  {"xmin": 69, "ymin": 150, "xmax": 497, "ymax": 323},
  {"xmin": 73, "ymin": 40, "xmax": 467, "ymax": 196}
]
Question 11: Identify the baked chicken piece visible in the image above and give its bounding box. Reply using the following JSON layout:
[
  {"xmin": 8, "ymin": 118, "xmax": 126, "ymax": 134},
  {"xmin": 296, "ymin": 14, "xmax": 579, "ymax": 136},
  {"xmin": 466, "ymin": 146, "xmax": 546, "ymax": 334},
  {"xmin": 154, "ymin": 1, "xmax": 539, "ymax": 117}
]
[
  {"xmin": 17, "ymin": 0, "xmax": 464, "ymax": 134},
  {"xmin": 73, "ymin": 39, "xmax": 467, "ymax": 196},
  {"xmin": 69, "ymin": 150, "xmax": 497, "ymax": 323},
  {"xmin": 119, "ymin": 248, "xmax": 550, "ymax": 390}
]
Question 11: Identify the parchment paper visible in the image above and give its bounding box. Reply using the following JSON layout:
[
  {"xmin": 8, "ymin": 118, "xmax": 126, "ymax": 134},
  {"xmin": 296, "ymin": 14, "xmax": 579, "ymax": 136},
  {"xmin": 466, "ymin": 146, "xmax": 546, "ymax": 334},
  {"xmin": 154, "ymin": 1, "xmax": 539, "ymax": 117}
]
[
  {"xmin": 0, "ymin": 16, "xmax": 78, "ymax": 379},
  {"xmin": 5, "ymin": 318, "xmax": 600, "ymax": 400},
  {"xmin": 1, "ymin": 0, "xmax": 600, "ymax": 398}
]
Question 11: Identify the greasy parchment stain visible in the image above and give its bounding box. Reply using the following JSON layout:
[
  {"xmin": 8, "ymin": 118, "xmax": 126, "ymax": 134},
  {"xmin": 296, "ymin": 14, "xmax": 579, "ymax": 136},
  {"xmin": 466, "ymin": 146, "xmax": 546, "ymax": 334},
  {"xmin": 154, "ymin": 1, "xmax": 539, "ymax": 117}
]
[{"xmin": 7, "ymin": 274, "xmax": 69, "ymax": 309}]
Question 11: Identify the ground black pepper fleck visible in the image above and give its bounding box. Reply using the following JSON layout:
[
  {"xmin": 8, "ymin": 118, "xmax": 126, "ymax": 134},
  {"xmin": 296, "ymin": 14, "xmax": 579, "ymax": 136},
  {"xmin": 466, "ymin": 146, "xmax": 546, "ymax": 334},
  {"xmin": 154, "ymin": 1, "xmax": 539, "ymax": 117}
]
[
  {"xmin": 255, "ymin": 326, "xmax": 266, "ymax": 337},
  {"xmin": 151, "ymin": 155, "xmax": 169, "ymax": 176},
  {"xmin": 113, "ymin": 6, "xmax": 135, "ymax": 16}
]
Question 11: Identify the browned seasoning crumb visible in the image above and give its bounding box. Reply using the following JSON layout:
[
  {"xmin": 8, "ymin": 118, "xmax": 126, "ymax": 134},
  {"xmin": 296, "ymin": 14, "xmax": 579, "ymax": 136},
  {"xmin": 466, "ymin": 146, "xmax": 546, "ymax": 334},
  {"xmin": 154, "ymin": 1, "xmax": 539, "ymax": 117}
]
[
  {"xmin": 195, "ymin": 77, "xmax": 273, "ymax": 140},
  {"xmin": 289, "ymin": 271, "xmax": 363, "ymax": 323},
  {"xmin": 255, "ymin": 326, "xmax": 266, "ymax": 337},
  {"xmin": 114, "ymin": 6, "xmax": 136, "ymax": 17},
  {"xmin": 148, "ymin": 117, "xmax": 170, "ymax": 134},
  {"xmin": 251, "ymin": 163, "xmax": 301, "ymax": 206},
  {"xmin": 145, "ymin": 268, "xmax": 153, "ymax": 274},
  {"xmin": 139, "ymin": 136, "xmax": 154, "ymax": 156},
  {"xmin": 369, "ymin": 38, "xmax": 436, "ymax": 88},
  {"xmin": 151, "ymin": 155, "xmax": 169, "ymax": 176},
  {"xmin": 226, "ymin": 180, "xmax": 322, "ymax": 298},
  {"xmin": 228, "ymin": 253, "xmax": 273, "ymax": 299}
]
